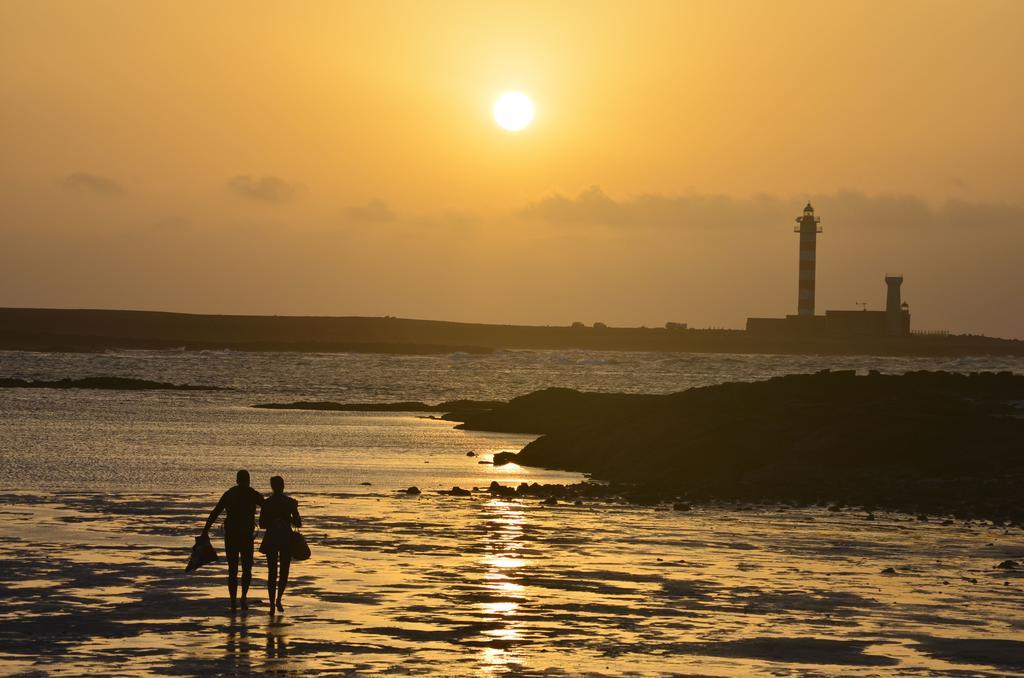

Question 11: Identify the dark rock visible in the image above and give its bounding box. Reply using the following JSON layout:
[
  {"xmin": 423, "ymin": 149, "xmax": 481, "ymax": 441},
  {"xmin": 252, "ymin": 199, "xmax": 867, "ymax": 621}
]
[
  {"xmin": 360, "ymin": 482, "xmax": 372, "ymax": 486},
  {"xmin": 487, "ymin": 482, "xmax": 517, "ymax": 498},
  {"xmin": 881, "ymin": 567, "xmax": 897, "ymax": 575},
  {"xmin": 253, "ymin": 398, "xmax": 504, "ymax": 414},
  {"xmin": 492, "ymin": 452, "xmax": 517, "ymax": 466},
  {"xmin": 0, "ymin": 376, "xmax": 225, "ymax": 391},
  {"xmin": 673, "ymin": 502, "xmax": 692, "ymax": 512},
  {"xmin": 626, "ymin": 490, "xmax": 662, "ymax": 506},
  {"xmin": 453, "ymin": 371, "xmax": 1024, "ymax": 522},
  {"xmin": 541, "ymin": 497, "xmax": 557, "ymax": 506},
  {"xmin": 477, "ymin": 461, "xmax": 492, "ymax": 464},
  {"xmin": 258, "ymin": 400, "xmax": 434, "ymax": 411},
  {"xmin": 448, "ymin": 486, "xmax": 471, "ymax": 497},
  {"xmin": 574, "ymin": 500, "xmax": 584, "ymax": 506},
  {"xmin": 996, "ymin": 560, "xmax": 1020, "ymax": 570},
  {"xmin": 466, "ymin": 451, "xmax": 477, "ymax": 457},
  {"xmin": 404, "ymin": 486, "xmax": 421, "ymax": 495}
]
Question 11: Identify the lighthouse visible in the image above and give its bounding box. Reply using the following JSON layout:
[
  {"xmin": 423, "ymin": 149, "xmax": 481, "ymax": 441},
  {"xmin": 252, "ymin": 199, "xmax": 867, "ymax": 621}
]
[
  {"xmin": 746, "ymin": 202, "xmax": 914, "ymax": 338},
  {"xmin": 794, "ymin": 202, "xmax": 822, "ymax": 316}
]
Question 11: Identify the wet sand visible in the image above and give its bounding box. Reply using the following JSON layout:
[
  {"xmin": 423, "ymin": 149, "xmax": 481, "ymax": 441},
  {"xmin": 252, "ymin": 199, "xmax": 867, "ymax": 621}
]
[{"xmin": 1, "ymin": 491, "xmax": 1022, "ymax": 676}]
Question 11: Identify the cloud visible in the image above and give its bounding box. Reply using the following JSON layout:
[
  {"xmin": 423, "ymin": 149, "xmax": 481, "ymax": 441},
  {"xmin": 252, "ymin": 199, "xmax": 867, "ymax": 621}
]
[
  {"xmin": 226, "ymin": 175, "xmax": 301, "ymax": 203},
  {"xmin": 518, "ymin": 187, "xmax": 1024, "ymax": 231},
  {"xmin": 518, "ymin": 186, "xmax": 623, "ymax": 224},
  {"xmin": 415, "ymin": 210, "xmax": 477, "ymax": 230},
  {"xmin": 340, "ymin": 201, "xmax": 477, "ymax": 236},
  {"xmin": 60, "ymin": 172, "xmax": 124, "ymax": 196},
  {"xmin": 518, "ymin": 186, "xmax": 786, "ymax": 229},
  {"xmin": 345, "ymin": 199, "xmax": 396, "ymax": 222}
]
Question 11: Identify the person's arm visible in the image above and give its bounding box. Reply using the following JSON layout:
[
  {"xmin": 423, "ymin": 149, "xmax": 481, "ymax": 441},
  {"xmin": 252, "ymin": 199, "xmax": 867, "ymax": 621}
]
[
  {"xmin": 202, "ymin": 491, "xmax": 229, "ymax": 534},
  {"xmin": 290, "ymin": 499, "xmax": 302, "ymax": 528},
  {"xmin": 258, "ymin": 502, "xmax": 269, "ymax": 530}
]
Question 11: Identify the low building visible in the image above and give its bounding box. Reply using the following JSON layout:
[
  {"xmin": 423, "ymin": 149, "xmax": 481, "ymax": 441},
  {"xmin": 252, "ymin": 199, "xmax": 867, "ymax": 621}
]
[{"xmin": 747, "ymin": 276, "xmax": 910, "ymax": 339}]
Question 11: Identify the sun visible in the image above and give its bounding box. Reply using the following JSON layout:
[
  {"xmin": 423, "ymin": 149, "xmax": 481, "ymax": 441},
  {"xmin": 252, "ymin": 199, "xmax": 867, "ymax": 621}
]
[{"xmin": 493, "ymin": 92, "xmax": 534, "ymax": 132}]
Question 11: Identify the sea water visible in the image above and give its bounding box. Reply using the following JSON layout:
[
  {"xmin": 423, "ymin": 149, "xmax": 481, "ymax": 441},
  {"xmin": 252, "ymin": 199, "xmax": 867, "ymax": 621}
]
[{"xmin": 0, "ymin": 349, "xmax": 1022, "ymax": 675}]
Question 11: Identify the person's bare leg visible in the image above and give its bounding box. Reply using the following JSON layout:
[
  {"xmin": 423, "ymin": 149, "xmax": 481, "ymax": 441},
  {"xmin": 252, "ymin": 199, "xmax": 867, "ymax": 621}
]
[
  {"xmin": 276, "ymin": 554, "xmax": 291, "ymax": 612},
  {"xmin": 240, "ymin": 542, "xmax": 253, "ymax": 609},
  {"xmin": 226, "ymin": 543, "xmax": 239, "ymax": 611},
  {"xmin": 266, "ymin": 553, "xmax": 278, "ymax": 616}
]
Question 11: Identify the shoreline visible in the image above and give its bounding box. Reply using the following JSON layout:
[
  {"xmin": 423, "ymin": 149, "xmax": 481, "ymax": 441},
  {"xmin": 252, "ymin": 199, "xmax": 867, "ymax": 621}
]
[
  {"xmin": 3, "ymin": 488, "xmax": 1022, "ymax": 675},
  {"xmin": 254, "ymin": 370, "xmax": 1024, "ymax": 524},
  {"xmin": 3, "ymin": 307, "xmax": 1023, "ymax": 357}
]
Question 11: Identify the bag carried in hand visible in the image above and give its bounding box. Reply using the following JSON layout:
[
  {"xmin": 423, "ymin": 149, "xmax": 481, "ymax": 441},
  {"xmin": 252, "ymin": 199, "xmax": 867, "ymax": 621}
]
[
  {"xmin": 257, "ymin": 530, "xmax": 310, "ymax": 560},
  {"xmin": 290, "ymin": 531, "xmax": 311, "ymax": 561},
  {"xmin": 185, "ymin": 533, "xmax": 219, "ymax": 573}
]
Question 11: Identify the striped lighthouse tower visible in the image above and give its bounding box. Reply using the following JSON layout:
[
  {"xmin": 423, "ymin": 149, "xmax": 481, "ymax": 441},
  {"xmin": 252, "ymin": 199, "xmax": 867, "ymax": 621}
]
[{"xmin": 794, "ymin": 202, "xmax": 822, "ymax": 316}]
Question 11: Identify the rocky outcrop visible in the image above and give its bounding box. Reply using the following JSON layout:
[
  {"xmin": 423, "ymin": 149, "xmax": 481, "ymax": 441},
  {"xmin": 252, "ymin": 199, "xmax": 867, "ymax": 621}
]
[
  {"xmin": 458, "ymin": 371, "xmax": 1024, "ymax": 522},
  {"xmin": 253, "ymin": 399, "xmax": 503, "ymax": 417},
  {"xmin": 0, "ymin": 376, "xmax": 224, "ymax": 391}
]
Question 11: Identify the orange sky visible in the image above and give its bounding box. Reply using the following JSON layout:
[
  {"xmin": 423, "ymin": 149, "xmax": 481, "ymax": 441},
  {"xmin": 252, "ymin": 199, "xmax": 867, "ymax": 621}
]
[{"xmin": 1, "ymin": 1, "xmax": 1022, "ymax": 337}]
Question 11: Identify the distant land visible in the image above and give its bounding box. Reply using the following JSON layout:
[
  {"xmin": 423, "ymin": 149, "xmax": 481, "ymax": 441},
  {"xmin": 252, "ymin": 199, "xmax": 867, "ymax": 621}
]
[{"xmin": 1, "ymin": 307, "xmax": 1022, "ymax": 357}]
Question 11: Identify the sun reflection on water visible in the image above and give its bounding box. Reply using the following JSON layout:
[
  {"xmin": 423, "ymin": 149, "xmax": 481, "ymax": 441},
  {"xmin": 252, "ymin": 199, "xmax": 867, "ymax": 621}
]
[{"xmin": 476, "ymin": 499, "xmax": 529, "ymax": 673}]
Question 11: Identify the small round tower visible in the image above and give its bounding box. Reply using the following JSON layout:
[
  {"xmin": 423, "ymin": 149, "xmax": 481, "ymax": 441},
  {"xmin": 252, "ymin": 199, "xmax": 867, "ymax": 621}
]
[{"xmin": 885, "ymin": 275, "xmax": 906, "ymax": 336}]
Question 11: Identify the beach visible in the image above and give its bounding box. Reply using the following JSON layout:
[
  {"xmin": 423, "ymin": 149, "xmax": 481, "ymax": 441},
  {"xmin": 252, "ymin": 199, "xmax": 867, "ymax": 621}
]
[{"xmin": 2, "ymin": 489, "xmax": 1022, "ymax": 675}]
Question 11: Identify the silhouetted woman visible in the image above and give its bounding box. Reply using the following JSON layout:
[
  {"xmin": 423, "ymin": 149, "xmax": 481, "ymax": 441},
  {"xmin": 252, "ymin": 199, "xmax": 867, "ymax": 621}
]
[{"xmin": 259, "ymin": 475, "xmax": 301, "ymax": 615}]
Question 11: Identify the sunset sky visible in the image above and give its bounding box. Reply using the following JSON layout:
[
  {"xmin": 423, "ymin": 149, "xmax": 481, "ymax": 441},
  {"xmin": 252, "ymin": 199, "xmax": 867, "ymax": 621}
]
[{"xmin": 2, "ymin": 1, "xmax": 1022, "ymax": 337}]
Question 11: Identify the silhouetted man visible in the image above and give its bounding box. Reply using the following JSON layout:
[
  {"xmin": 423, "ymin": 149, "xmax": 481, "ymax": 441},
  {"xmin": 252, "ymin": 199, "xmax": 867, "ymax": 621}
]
[{"xmin": 203, "ymin": 470, "xmax": 265, "ymax": 611}]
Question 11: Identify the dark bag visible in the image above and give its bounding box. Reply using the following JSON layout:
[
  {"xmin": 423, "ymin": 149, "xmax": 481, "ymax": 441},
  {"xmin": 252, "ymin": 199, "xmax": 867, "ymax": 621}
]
[
  {"xmin": 185, "ymin": 533, "xmax": 219, "ymax": 573},
  {"xmin": 290, "ymin": 531, "xmax": 311, "ymax": 561}
]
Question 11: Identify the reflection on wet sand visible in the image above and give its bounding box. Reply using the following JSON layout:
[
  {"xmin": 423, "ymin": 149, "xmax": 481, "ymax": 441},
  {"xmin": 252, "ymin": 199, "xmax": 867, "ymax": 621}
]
[
  {"xmin": 477, "ymin": 499, "xmax": 528, "ymax": 673},
  {"xmin": 265, "ymin": 622, "xmax": 288, "ymax": 662},
  {"xmin": 226, "ymin": 616, "xmax": 251, "ymax": 674},
  {"xmin": 0, "ymin": 491, "xmax": 1022, "ymax": 676}
]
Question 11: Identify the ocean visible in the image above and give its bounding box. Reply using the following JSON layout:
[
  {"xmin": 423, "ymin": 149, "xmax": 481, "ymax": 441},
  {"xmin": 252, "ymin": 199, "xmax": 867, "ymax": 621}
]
[{"xmin": 1, "ymin": 349, "xmax": 1022, "ymax": 675}]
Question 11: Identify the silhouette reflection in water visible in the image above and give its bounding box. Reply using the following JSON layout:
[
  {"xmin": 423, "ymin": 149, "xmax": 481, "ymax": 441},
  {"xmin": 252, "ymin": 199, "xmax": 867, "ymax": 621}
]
[
  {"xmin": 225, "ymin": 615, "xmax": 252, "ymax": 674},
  {"xmin": 265, "ymin": 623, "xmax": 289, "ymax": 662}
]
